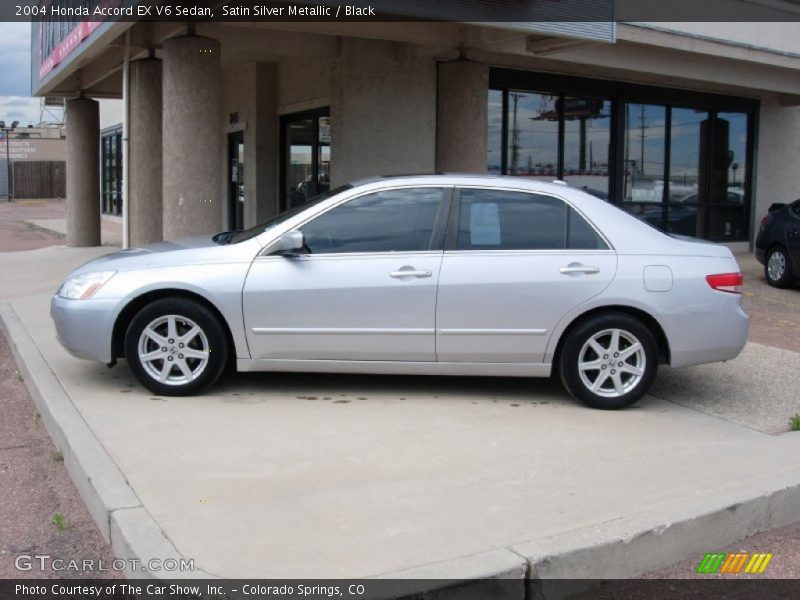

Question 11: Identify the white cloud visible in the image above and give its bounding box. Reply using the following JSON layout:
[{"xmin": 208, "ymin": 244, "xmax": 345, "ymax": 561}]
[{"xmin": 0, "ymin": 96, "xmax": 44, "ymax": 127}]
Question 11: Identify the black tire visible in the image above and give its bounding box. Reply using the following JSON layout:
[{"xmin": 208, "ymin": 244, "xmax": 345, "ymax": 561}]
[
  {"xmin": 764, "ymin": 246, "xmax": 794, "ymax": 288},
  {"xmin": 124, "ymin": 297, "xmax": 229, "ymax": 396},
  {"xmin": 559, "ymin": 313, "xmax": 658, "ymax": 410}
]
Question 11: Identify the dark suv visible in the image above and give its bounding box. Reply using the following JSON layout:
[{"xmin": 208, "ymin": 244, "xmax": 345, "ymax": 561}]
[{"xmin": 756, "ymin": 199, "xmax": 800, "ymax": 288}]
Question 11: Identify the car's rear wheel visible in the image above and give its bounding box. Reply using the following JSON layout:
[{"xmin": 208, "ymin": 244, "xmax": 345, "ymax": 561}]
[
  {"xmin": 559, "ymin": 313, "xmax": 658, "ymax": 410},
  {"xmin": 124, "ymin": 297, "xmax": 228, "ymax": 396},
  {"xmin": 765, "ymin": 246, "xmax": 793, "ymax": 288}
]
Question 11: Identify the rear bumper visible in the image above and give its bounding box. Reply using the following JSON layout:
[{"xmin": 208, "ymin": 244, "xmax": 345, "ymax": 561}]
[
  {"xmin": 50, "ymin": 295, "xmax": 117, "ymax": 364},
  {"xmin": 659, "ymin": 299, "xmax": 749, "ymax": 368}
]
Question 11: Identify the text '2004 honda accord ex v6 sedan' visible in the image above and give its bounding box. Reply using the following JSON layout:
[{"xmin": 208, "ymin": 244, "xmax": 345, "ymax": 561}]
[{"xmin": 51, "ymin": 175, "xmax": 749, "ymax": 409}]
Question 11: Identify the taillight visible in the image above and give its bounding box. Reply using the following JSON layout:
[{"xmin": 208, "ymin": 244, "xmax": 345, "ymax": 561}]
[
  {"xmin": 706, "ymin": 273, "xmax": 743, "ymax": 294},
  {"xmin": 760, "ymin": 213, "xmax": 772, "ymax": 230}
]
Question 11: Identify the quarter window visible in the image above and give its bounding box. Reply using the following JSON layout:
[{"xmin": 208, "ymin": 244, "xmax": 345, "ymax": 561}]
[
  {"xmin": 456, "ymin": 189, "xmax": 607, "ymax": 251},
  {"xmin": 300, "ymin": 187, "xmax": 445, "ymax": 254}
]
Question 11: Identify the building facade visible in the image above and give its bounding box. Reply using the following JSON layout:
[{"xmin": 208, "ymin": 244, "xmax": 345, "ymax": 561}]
[
  {"xmin": 30, "ymin": 14, "xmax": 800, "ymax": 250},
  {"xmin": 0, "ymin": 125, "xmax": 67, "ymax": 200}
]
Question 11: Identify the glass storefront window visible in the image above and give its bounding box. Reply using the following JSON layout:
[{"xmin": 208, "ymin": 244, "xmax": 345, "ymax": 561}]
[
  {"xmin": 487, "ymin": 89, "xmax": 503, "ymax": 174},
  {"xmin": 623, "ymin": 104, "xmax": 666, "ymax": 203},
  {"xmin": 668, "ymin": 108, "xmax": 708, "ymax": 237},
  {"xmin": 708, "ymin": 112, "xmax": 748, "ymax": 241},
  {"xmin": 507, "ymin": 91, "xmax": 559, "ymax": 180},
  {"xmin": 563, "ymin": 97, "xmax": 611, "ymax": 199},
  {"xmin": 488, "ymin": 72, "xmax": 755, "ymax": 242}
]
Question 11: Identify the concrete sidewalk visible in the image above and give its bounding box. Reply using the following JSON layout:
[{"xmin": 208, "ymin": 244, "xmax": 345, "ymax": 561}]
[{"xmin": 2, "ymin": 245, "xmax": 800, "ymax": 590}]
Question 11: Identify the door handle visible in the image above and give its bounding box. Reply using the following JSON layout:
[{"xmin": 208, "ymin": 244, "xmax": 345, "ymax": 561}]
[
  {"xmin": 560, "ymin": 265, "xmax": 600, "ymax": 275},
  {"xmin": 390, "ymin": 268, "xmax": 432, "ymax": 279}
]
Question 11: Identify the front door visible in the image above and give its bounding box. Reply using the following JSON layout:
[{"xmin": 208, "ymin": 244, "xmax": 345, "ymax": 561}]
[
  {"xmin": 243, "ymin": 186, "xmax": 450, "ymax": 362},
  {"xmin": 436, "ymin": 187, "xmax": 617, "ymax": 364},
  {"xmin": 228, "ymin": 131, "xmax": 244, "ymax": 230}
]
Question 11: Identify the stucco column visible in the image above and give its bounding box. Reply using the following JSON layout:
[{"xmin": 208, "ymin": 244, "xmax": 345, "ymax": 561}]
[
  {"xmin": 65, "ymin": 97, "xmax": 101, "ymax": 247},
  {"xmin": 436, "ymin": 60, "xmax": 489, "ymax": 173},
  {"xmin": 129, "ymin": 58, "xmax": 163, "ymax": 246},
  {"xmin": 162, "ymin": 35, "xmax": 222, "ymax": 239}
]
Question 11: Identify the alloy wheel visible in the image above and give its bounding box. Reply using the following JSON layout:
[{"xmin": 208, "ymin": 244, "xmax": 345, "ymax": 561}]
[
  {"xmin": 767, "ymin": 250, "xmax": 786, "ymax": 283},
  {"xmin": 137, "ymin": 314, "xmax": 210, "ymax": 386},
  {"xmin": 577, "ymin": 328, "xmax": 646, "ymax": 398}
]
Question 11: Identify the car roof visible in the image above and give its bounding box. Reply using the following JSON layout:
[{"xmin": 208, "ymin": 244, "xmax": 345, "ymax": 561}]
[{"xmin": 348, "ymin": 173, "xmax": 575, "ymax": 195}]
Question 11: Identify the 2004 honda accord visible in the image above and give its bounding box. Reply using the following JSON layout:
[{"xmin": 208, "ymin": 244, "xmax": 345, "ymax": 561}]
[{"xmin": 51, "ymin": 175, "xmax": 749, "ymax": 409}]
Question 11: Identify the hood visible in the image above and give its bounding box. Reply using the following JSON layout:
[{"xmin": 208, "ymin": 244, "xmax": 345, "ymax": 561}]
[{"xmin": 69, "ymin": 235, "xmax": 260, "ymax": 275}]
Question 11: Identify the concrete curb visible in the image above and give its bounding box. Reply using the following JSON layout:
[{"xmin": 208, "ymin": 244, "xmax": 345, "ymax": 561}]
[
  {"xmin": 23, "ymin": 219, "xmax": 66, "ymax": 239},
  {"xmin": 0, "ymin": 302, "xmax": 213, "ymax": 579},
  {"xmin": 372, "ymin": 549, "xmax": 528, "ymax": 598},
  {"xmin": 515, "ymin": 468, "xmax": 800, "ymax": 597}
]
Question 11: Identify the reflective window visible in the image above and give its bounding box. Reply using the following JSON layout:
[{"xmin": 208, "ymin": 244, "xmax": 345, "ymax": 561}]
[
  {"xmin": 488, "ymin": 73, "xmax": 755, "ymax": 242},
  {"xmin": 507, "ymin": 91, "xmax": 559, "ymax": 180},
  {"xmin": 623, "ymin": 104, "xmax": 666, "ymax": 203},
  {"xmin": 563, "ymin": 97, "xmax": 611, "ymax": 199},
  {"xmin": 487, "ymin": 89, "xmax": 503, "ymax": 174},
  {"xmin": 283, "ymin": 110, "xmax": 330, "ymax": 210},
  {"xmin": 667, "ymin": 108, "xmax": 708, "ymax": 237},
  {"xmin": 708, "ymin": 112, "xmax": 748, "ymax": 240},
  {"xmin": 300, "ymin": 188, "xmax": 444, "ymax": 254}
]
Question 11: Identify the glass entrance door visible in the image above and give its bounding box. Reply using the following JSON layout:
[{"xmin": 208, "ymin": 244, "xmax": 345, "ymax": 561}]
[
  {"xmin": 228, "ymin": 130, "xmax": 244, "ymax": 230},
  {"xmin": 281, "ymin": 108, "xmax": 330, "ymax": 210}
]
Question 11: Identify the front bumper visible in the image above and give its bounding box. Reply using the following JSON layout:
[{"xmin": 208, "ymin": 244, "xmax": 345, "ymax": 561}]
[{"xmin": 50, "ymin": 295, "xmax": 118, "ymax": 364}]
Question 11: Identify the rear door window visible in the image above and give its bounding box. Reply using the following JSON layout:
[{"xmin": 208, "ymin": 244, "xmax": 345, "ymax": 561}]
[{"xmin": 455, "ymin": 188, "xmax": 607, "ymax": 250}]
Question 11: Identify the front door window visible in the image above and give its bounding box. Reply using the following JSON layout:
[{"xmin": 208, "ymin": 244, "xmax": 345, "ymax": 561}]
[{"xmin": 300, "ymin": 187, "xmax": 445, "ymax": 254}]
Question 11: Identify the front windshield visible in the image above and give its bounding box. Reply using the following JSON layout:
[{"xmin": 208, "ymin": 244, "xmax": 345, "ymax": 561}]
[{"xmin": 229, "ymin": 185, "xmax": 352, "ymax": 244}]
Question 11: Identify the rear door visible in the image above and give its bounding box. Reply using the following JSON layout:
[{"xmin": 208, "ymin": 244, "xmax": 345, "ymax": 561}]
[{"xmin": 435, "ymin": 187, "xmax": 617, "ymax": 364}]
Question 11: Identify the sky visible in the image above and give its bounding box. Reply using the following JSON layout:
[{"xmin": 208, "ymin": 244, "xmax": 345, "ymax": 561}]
[{"xmin": 0, "ymin": 22, "xmax": 49, "ymax": 126}]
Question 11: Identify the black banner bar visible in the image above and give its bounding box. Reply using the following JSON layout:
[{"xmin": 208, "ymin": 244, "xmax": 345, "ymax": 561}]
[
  {"xmin": 6, "ymin": 0, "xmax": 800, "ymax": 23},
  {"xmin": 2, "ymin": 579, "xmax": 800, "ymax": 600}
]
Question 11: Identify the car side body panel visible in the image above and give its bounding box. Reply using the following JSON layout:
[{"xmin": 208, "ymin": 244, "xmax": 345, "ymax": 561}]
[{"xmin": 50, "ymin": 176, "xmax": 749, "ymax": 392}]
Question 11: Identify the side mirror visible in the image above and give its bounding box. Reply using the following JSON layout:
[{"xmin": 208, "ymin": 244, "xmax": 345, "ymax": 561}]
[{"xmin": 275, "ymin": 231, "xmax": 305, "ymax": 255}]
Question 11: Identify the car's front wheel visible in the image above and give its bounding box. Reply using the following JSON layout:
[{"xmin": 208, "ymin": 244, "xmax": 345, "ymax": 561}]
[
  {"xmin": 765, "ymin": 246, "xmax": 794, "ymax": 288},
  {"xmin": 124, "ymin": 297, "xmax": 229, "ymax": 396},
  {"xmin": 559, "ymin": 313, "xmax": 658, "ymax": 410}
]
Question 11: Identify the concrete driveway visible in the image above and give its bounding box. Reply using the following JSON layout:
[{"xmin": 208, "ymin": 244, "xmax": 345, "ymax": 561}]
[{"xmin": 2, "ymin": 244, "xmax": 800, "ymax": 586}]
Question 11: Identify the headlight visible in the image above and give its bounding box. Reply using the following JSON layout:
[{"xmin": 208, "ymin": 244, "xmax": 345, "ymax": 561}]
[{"xmin": 58, "ymin": 271, "xmax": 116, "ymax": 300}]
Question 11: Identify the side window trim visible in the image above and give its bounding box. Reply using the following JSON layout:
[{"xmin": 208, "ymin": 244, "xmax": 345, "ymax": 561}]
[
  {"xmin": 446, "ymin": 186, "xmax": 612, "ymax": 252},
  {"xmin": 429, "ymin": 187, "xmax": 455, "ymax": 252},
  {"xmin": 444, "ymin": 187, "xmax": 462, "ymax": 251}
]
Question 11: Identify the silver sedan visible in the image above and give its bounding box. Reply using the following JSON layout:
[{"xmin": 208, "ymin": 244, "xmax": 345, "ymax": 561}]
[{"xmin": 51, "ymin": 175, "xmax": 749, "ymax": 409}]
